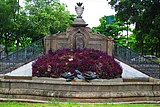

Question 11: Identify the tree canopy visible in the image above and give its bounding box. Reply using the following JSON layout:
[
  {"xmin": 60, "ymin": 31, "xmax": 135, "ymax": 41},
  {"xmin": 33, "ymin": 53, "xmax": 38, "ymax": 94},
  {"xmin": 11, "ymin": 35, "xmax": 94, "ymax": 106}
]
[
  {"xmin": 24, "ymin": 0, "xmax": 74, "ymax": 41},
  {"xmin": 92, "ymin": 15, "xmax": 134, "ymax": 47},
  {"xmin": 0, "ymin": 0, "xmax": 74, "ymax": 54},
  {"xmin": 0, "ymin": 0, "xmax": 19, "ymax": 54},
  {"xmin": 107, "ymin": 0, "xmax": 160, "ymax": 56}
]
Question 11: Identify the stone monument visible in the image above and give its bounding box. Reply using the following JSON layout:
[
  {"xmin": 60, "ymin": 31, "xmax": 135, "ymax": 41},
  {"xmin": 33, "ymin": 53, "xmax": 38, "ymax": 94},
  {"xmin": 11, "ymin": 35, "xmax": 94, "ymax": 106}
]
[{"xmin": 44, "ymin": 2, "xmax": 114, "ymax": 56}]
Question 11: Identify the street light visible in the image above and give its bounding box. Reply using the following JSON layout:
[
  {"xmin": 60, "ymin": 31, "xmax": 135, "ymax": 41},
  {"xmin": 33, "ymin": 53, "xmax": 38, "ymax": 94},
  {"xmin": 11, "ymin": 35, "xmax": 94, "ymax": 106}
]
[{"xmin": 124, "ymin": 21, "xmax": 130, "ymax": 46}]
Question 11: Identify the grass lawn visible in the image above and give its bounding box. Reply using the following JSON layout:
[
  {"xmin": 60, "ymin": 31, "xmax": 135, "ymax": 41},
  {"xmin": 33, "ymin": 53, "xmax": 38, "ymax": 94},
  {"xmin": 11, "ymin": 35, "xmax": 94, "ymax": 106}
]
[{"xmin": 0, "ymin": 102, "xmax": 159, "ymax": 107}]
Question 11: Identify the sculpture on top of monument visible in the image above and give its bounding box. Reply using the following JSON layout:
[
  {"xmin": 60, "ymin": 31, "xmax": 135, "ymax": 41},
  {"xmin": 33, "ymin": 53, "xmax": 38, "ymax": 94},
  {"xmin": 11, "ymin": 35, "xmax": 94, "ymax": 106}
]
[
  {"xmin": 72, "ymin": 2, "xmax": 88, "ymax": 27},
  {"xmin": 75, "ymin": 2, "xmax": 84, "ymax": 18}
]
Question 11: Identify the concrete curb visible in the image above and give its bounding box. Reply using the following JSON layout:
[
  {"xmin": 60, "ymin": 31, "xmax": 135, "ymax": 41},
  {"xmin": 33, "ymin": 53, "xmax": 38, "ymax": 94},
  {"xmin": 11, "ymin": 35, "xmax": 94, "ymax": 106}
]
[{"xmin": 0, "ymin": 98, "xmax": 160, "ymax": 104}]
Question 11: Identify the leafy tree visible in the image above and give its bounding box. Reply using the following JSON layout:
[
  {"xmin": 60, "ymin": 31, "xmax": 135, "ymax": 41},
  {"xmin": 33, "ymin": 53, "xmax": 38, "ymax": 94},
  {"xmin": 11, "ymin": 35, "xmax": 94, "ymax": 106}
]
[
  {"xmin": 0, "ymin": 0, "xmax": 32, "ymax": 54},
  {"xmin": 0, "ymin": 0, "xmax": 74, "ymax": 55},
  {"xmin": 107, "ymin": 0, "xmax": 160, "ymax": 56},
  {"xmin": 92, "ymin": 16, "xmax": 131, "ymax": 46},
  {"xmin": 0, "ymin": 0, "xmax": 18, "ymax": 55},
  {"xmin": 24, "ymin": 0, "xmax": 74, "ymax": 41}
]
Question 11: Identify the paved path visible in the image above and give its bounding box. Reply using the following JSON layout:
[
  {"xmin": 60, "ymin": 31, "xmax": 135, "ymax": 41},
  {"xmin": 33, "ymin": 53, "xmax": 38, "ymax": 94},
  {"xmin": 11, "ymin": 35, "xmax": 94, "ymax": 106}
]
[{"xmin": 5, "ymin": 59, "xmax": 149, "ymax": 78}]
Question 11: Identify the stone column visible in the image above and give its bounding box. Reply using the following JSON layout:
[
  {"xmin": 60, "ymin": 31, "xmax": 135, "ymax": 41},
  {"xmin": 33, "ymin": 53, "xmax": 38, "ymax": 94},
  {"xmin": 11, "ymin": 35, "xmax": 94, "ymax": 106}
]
[
  {"xmin": 106, "ymin": 36, "xmax": 114, "ymax": 57},
  {"xmin": 44, "ymin": 36, "xmax": 51, "ymax": 54}
]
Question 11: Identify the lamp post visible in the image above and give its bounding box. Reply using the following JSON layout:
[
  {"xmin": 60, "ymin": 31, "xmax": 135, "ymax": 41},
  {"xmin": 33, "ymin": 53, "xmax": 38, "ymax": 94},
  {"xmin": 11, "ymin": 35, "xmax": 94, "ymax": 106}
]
[
  {"xmin": 16, "ymin": 0, "xmax": 20, "ymax": 60},
  {"xmin": 124, "ymin": 21, "xmax": 129, "ymax": 46},
  {"xmin": 126, "ymin": 22, "xmax": 129, "ymax": 45}
]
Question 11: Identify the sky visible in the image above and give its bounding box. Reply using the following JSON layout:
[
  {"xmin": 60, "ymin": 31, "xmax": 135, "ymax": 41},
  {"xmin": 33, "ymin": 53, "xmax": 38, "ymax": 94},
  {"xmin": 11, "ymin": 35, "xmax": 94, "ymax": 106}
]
[
  {"xmin": 60, "ymin": 0, "xmax": 115, "ymax": 27},
  {"xmin": 19, "ymin": 0, "xmax": 115, "ymax": 28}
]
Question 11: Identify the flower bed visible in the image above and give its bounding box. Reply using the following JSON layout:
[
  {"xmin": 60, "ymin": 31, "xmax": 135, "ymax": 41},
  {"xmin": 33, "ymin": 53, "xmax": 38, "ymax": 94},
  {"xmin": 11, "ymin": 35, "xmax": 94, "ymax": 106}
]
[{"xmin": 32, "ymin": 48, "xmax": 122, "ymax": 79}]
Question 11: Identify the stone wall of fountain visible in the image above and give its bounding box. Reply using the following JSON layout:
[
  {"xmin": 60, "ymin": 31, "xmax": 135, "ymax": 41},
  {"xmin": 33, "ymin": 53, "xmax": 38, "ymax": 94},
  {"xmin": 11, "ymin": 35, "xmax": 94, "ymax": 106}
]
[{"xmin": 0, "ymin": 78, "xmax": 160, "ymax": 103}]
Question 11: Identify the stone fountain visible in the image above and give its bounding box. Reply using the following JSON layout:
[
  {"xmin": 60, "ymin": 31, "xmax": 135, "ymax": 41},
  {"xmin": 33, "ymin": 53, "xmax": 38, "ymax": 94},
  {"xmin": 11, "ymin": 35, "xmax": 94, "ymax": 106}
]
[{"xmin": 0, "ymin": 3, "xmax": 160, "ymax": 104}]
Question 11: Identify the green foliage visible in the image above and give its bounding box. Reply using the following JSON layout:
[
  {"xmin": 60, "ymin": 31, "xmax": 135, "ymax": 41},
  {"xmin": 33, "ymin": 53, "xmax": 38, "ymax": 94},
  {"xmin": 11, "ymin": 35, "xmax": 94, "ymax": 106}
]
[
  {"xmin": 0, "ymin": 0, "xmax": 18, "ymax": 54},
  {"xmin": 0, "ymin": 101, "xmax": 160, "ymax": 107},
  {"xmin": 24, "ymin": 0, "xmax": 74, "ymax": 41},
  {"xmin": 108, "ymin": 0, "xmax": 160, "ymax": 56},
  {"xmin": 0, "ymin": 0, "xmax": 74, "ymax": 54},
  {"xmin": 92, "ymin": 16, "xmax": 131, "ymax": 46}
]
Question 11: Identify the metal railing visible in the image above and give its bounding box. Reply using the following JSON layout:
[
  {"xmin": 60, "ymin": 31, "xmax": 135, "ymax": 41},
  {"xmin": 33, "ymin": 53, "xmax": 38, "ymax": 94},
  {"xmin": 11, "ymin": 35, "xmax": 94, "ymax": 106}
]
[
  {"xmin": 114, "ymin": 42, "xmax": 160, "ymax": 79},
  {"xmin": 0, "ymin": 38, "xmax": 44, "ymax": 74},
  {"xmin": 1, "ymin": 39, "xmax": 160, "ymax": 79}
]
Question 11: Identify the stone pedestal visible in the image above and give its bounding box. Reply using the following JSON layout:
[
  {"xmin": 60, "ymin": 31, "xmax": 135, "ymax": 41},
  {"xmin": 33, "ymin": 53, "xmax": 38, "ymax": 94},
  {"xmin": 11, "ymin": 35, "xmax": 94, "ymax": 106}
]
[
  {"xmin": 72, "ymin": 18, "xmax": 88, "ymax": 27},
  {"xmin": 44, "ymin": 26, "xmax": 114, "ymax": 56}
]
